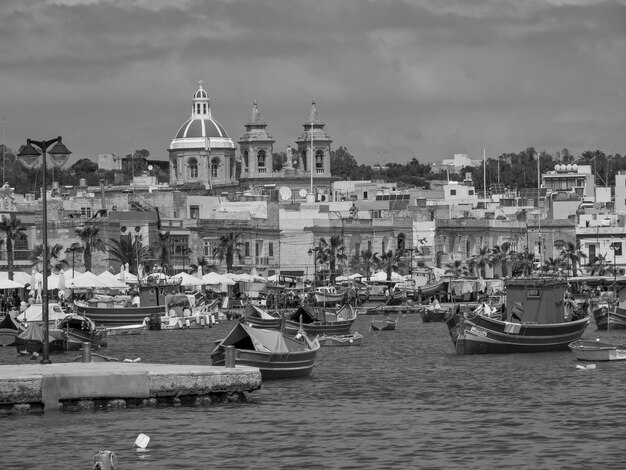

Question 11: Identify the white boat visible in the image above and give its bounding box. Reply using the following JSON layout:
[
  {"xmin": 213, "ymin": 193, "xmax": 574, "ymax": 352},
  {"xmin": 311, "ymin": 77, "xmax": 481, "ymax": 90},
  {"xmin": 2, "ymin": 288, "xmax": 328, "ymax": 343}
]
[
  {"xmin": 105, "ymin": 323, "xmax": 146, "ymax": 336},
  {"xmin": 569, "ymin": 339, "xmax": 626, "ymax": 361}
]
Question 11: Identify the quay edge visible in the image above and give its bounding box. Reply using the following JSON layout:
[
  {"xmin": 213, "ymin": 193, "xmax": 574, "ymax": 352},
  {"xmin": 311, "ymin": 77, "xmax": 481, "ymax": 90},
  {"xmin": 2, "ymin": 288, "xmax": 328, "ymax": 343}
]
[{"xmin": 0, "ymin": 362, "xmax": 262, "ymax": 414}]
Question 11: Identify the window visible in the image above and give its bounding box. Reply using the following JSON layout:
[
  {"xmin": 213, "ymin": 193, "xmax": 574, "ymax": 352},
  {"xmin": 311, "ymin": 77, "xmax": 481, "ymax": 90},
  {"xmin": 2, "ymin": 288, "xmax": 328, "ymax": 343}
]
[
  {"xmin": 367, "ymin": 241, "xmax": 372, "ymax": 252},
  {"xmin": 363, "ymin": 191, "xmax": 368, "ymax": 200},
  {"xmin": 315, "ymin": 150, "xmax": 324, "ymax": 169},
  {"xmin": 190, "ymin": 205, "xmax": 199, "ymax": 219},
  {"xmin": 80, "ymin": 207, "xmax": 92, "ymax": 217},
  {"xmin": 211, "ymin": 158, "xmax": 220, "ymax": 178},
  {"xmin": 243, "ymin": 151, "xmax": 249, "ymax": 169},
  {"xmin": 203, "ymin": 103, "xmax": 207, "ymax": 114},
  {"xmin": 204, "ymin": 239, "xmax": 218, "ymax": 257},
  {"xmin": 469, "ymin": 190, "xmax": 474, "ymax": 195},
  {"xmin": 244, "ymin": 242, "xmax": 250, "ymax": 257},
  {"xmin": 450, "ymin": 189, "xmax": 457, "ymax": 196},
  {"xmin": 189, "ymin": 158, "xmax": 198, "ymax": 178},
  {"xmin": 258, "ymin": 150, "xmax": 266, "ymax": 168},
  {"xmin": 255, "ymin": 241, "xmax": 261, "ymax": 257},
  {"xmin": 268, "ymin": 242, "xmax": 274, "ymax": 257},
  {"xmin": 611, "ymin": 242, "xmax": 623, "ymax": 256},
  {"xmin": 355, "ymin": 243, "xmax": 360, "ymax": 255}
]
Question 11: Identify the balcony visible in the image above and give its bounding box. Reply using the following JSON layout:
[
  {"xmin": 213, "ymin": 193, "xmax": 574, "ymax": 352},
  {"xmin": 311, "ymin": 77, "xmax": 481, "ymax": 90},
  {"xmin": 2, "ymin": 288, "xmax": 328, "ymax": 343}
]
[{"xmin": 255, "ymin": 257, "xmax": 270, "ymax": 266}]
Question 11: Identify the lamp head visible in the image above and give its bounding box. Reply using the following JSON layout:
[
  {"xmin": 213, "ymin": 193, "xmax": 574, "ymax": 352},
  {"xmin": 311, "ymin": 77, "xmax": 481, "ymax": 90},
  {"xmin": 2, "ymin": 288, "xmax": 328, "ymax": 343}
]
[
  {"xmin": 17, "ymin": 141, "xmax": 41, "ymax": 168},
  {"xmin": 48, "ymin": 137, "xmax": 71, "ymax": 167}
]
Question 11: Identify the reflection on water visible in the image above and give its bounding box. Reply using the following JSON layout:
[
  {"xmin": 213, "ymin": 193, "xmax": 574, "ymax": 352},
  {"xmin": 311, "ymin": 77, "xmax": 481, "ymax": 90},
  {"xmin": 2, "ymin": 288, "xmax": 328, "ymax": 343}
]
[{"xmin": 1, "ymin": 314, "xmax": 625, "ymax": 469}]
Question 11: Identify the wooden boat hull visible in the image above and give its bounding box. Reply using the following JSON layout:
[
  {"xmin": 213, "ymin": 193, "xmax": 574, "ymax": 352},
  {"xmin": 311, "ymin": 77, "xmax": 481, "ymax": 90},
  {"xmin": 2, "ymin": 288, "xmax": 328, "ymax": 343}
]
[
  {"xmin": 422, "ymin": 307, "xmax": 448, "ymax": 323},
  {"xmin": 314, "ymin": 292, "xmax": 346, "ymax": 305},
  {"xmin": 75, "ymin": 303, "xmax": 167, "ymax": 327},
  {"xmin": 370, "ymin": 318, "xmax": 398, "ymax": 331},
  {"xmin": 592, "ymin": 306, "xmax": 626, "ymax": 330},
  {"xmin": 283, "ymin": 318, "xmax": 354, "ymax": 337},
  {"xmin": 317, "ymin": 332, "xmax": 363, "ymax": 347},
  {"xmin": 445, "ymin": 311, "xmax": 590, "ymax": 355},
  {"xmin": 105, "ymin": 324, "xmax": 145, "ymax": 336},
  {"xmin": 569, "ymin": 339, "xmax": 626, "ymax": 361},
  {"xmin": 243, "ymin": 316, "xmax": 283, "ymax": 330},
  {"xmin": 211, "ymin": 323, "xmax": 320, "ymax": 379}
]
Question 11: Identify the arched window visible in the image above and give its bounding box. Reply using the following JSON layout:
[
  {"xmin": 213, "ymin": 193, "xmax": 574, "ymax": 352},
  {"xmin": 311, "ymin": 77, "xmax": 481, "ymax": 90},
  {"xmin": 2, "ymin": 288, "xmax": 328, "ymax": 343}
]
[
  {"xmin": 211, "ymin": 157, "xmax": 220, "ymax": 178},
  {"xmin": 397, "ymin": 233, "xmax": 406, "ymax": 252},
  {"xmin": 188, "ymin": 158, "xmax": 198, "ymax": 178},
  {"xmin": 243, "ymin": 151, "xmax": 249, "ymax": 169},
  {"xmin": 203, "ymin": 103, "xmax": 207, "ymax": 114},
  {"xmin": 302, "ymin": 150, "xmax": 308, "ymax": 170},
  {"xmin": 258, "ymin": 150, "xmax": 266, "ymax": 168},
  {"xmin": 315, "ymin": 150, "xmax": 324, "ymax": 169}
]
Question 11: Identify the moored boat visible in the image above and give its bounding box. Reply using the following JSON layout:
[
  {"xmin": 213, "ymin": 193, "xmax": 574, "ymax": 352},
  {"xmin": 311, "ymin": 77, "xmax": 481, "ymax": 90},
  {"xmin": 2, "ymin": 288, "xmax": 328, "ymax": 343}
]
[
  {"xmin": 211, "ymin": 323, "xmax": 320, "ymax": 379},
  {"xmin": 420, "ymin": 300, "xmax": 449, "ymax": 323},
  {"xmin": 57, "ymin": 314, "xmax": 108, "ymax": 350},
  {"xmin": 370, "ymin": 316, "xmax": 398, "ymax": 331},
  {"xmin": 0, "ymin": 313, "xmax": 24, "ymax": 347},
  {"xmin": 317, "ymin": 332, "xmax": 363, "ymax": 347},
  {"xmin": 241, "ymin": 304, "xmax": 283, "ymax": 329},
  {"xmin": 592, "ymin": 305, "xmax": 626, "ymax": 330},
  {"xmin": 313, "ymin": 286, "xmax": 346, "ymax": 305},
  {"xmin": 569, "ymin": 339, "xmax": 626, "ymax": 361},
  {"xmin": 444, "ymin": 278, "xmax": 590, "ymax": 355},
  {"xmin": 283, "ymin": 304, "xmax": 356, "ymax": 337},
  {"xmin": 105, "ymin": 323, "xmax": 145, "ymax": 336}
]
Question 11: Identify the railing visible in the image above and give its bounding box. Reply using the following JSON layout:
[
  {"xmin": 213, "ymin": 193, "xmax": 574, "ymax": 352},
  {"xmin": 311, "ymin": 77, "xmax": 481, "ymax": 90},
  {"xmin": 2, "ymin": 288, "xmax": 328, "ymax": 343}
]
[
  {"xmin": 257, "ymin": 168, "xmax": 266, "ymax": 174},
  {"xmin": 255, "ymin": 257, "xmax": 270, "ymax": 266}
]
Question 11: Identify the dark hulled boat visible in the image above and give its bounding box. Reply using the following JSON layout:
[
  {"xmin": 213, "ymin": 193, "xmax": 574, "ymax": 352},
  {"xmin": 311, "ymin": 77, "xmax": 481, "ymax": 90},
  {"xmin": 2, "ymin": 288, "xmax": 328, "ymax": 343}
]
[
  {"xmin": 370, "ymin": 316, "xmax": 398, "ymax": 331},
  {"xmin": 211, "ymin": 323, "xmax": 320, "ymax": 379},
  {"xmin": 592, "ymin": 305, "xmax": 626, "ymax": 330},
  {"xmin": 283, "ymin": 304, "xmax": 356, "ymax": 337},
  {"xmin": 241, "ymin": 304, "xmax": 283, "ymax": 329},
  {"xmin": 0, "ymin": 314, "xmax": 23, "ymax": 347},
  {"xmin": 444, "ymin": 278, "xmax": 590, "ymax": 355}
]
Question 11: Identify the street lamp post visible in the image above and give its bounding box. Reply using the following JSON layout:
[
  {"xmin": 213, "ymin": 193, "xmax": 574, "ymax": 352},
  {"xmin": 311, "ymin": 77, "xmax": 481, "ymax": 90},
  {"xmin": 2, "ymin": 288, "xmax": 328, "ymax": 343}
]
[
  {"xmin": 308, "ymin": 248, "xmax": 318, "ymax": 286},
  {"xmin": 18, "ymin": 137, "xmax": 71, "ymax": 364}
]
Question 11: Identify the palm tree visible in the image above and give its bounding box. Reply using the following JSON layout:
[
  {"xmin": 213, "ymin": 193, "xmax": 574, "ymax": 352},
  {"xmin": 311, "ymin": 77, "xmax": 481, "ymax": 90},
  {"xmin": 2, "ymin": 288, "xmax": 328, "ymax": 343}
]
[
  {"xmin": 559, "ymin": 241, "xmax": 586, "ymax": 277},
  {"xmin": 189, "ymin": 254, "xmax": 218, "ymax": 276},
  {"xmin": 377, "ymin": 249, "xmax": 401, "ymax": 281},
  {"xmin": 32, "ymin": 243, "xmax": 68, "ymax": 273},
  {"xmin": 349, "ymin": 249, "xmax": 379, "ymax": 281},
  {"xmin": 107, "ymin": 235, "xmax": 150, "ymax": 275},
  {"xmin": 0, "ymin": 215, "xmax": 27, "ymax": 280},
  {"xmin": 317, "ymin": 236, "xmax": 347, "ymax": 282},
  {"xmin": 490, "ymin": 242, "xmax": 514, "ymax": 278},
  {"xmin": 589, "ymin": 254, "xmax": 615, "ymax": 276},
  {"xmin": 152, "ymin": 230, "xmax": 171, "ymax": 268},
  {"xmin": 212, "ymin": 232, "xmax": 244, "ymax": 272},
  {"xmin": 542, "ymin": 257, "xmax": 566, "ymax": 276},
  {"xmin": 469, "ymin": 246, "xmax": 492, "ymax": 278},
  {"xmin": 444, "ymin": 259, "xmax": 469, "ymax": 278},
  {"xmin": 512, "ymin": 250, "xmax": 536, "ymax": 277},
  {"xmin": 75, "ymin": 225, "xmax": 106, "ymax": 272}
]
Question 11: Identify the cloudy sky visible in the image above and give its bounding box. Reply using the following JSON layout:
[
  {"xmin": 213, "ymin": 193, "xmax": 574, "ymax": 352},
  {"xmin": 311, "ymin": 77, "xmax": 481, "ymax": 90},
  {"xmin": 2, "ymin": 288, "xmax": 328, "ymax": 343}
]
[{"xmin": 2, "ymin": 0, "xmax": 626, "ymax": 166}]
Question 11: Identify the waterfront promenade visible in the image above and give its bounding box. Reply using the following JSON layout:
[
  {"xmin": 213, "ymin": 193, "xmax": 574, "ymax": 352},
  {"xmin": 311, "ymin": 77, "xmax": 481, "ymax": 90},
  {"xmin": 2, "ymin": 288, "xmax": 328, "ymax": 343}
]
[{"xmin": 0, "ymin": 361, "xmax": 261, "ymax": 413}]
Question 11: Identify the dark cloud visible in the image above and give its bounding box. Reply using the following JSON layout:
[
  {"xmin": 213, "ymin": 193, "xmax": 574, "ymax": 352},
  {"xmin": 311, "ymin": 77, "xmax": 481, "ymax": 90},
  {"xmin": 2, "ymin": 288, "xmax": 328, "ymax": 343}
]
[{"xmin": 1, "ymin": 0, "xmax": 625, "ymax": 167}]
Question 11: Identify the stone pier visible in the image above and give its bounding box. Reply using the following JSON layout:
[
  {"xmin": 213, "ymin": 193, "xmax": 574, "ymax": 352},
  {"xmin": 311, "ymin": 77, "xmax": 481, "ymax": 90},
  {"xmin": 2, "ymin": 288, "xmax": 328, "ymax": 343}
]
[{"xmin": 0, "ymin": 362, "xmax": 262, "ymax": 414}]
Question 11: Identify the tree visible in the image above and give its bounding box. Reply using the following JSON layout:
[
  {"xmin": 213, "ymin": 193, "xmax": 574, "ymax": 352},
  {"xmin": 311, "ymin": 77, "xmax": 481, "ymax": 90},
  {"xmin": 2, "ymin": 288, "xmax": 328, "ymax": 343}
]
[
  {"xmin": 107, "ymin": 235, "xmax": 150, "ymax": 275},
  {"xmin": 589, "ymin": 254, "xmax": 614, "ymax": 276},
  {"xmin": 213, "ymin": 232, "xmax": 244, "ymax": 272},
  {"xmin": 349, "ymin": 249, "xmax": 380, "ymax": 280},
  {"xmin": 152, "ymin": 231, "xmax": 171, "ymax": 268},
  {"xmin": 75, "ymin": 226, "xmax": 106, "ymax": 272},
  {"xmin": 0, "ymin": 215, "xmax": 27, "ymax": 280},
  {"xmin": 32, "ymin": 243, "xmax": 68, "ymax": 273},
  {"xmin": 511, "ymin": 250, "xmax": 536, "ymax": 277},
  {"xmin": 317, "ymin": 235, "xmax": 347, "ymax": 283},
  {"xmin": 445, "ymin": 259, "xmax": 469, "ymax": 278},
  {"xmin": 377, "ymin": 249, "xmax": 401, "ymax": 281},
  {"xmin": 560, "ymin": 241, "xmax": 586, "ymax": 277},
  {"xmin": 330, "ymin": 147, "xmax": 359, "ymax": 180},
  {"xmin": 469, "ymin": 246, "xmax": 492, "ymax": 278}
]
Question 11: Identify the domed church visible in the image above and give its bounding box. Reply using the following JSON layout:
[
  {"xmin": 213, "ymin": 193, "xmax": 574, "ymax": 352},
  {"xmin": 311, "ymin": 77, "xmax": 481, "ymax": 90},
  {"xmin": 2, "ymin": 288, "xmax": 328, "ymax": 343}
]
[{"xmin": 168, "ymin": 81, "xmax": 237, "ymax": 189}]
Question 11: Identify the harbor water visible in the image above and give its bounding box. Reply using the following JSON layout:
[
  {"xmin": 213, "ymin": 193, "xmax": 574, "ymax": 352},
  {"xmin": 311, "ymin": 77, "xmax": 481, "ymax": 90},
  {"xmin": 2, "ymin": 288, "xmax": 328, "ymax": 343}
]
[{"xmin": 1, "ymin": 313, "xmax": 625, "ymax": 469}]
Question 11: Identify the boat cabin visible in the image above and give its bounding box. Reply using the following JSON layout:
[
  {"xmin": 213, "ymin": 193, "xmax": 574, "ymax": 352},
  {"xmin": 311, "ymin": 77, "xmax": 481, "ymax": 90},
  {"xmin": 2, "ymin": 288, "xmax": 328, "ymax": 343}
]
[{"xmin": 505, "ymin": 278, "xmax": 571, "ymax": 324}]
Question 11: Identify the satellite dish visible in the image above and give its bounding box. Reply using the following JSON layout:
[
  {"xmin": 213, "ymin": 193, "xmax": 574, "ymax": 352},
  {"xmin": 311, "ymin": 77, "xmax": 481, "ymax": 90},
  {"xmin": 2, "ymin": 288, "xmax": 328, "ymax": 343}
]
[
  {"xmin": 148, "ymin": 165, "xmax": 153, "ymax": 171},
  {"xmin": 278, "ymin": 187, "xmax": 292, "ymax": 201},
  {"xmin": 299, "ymin": 189, "xmax": 308, "ymax": 198}
]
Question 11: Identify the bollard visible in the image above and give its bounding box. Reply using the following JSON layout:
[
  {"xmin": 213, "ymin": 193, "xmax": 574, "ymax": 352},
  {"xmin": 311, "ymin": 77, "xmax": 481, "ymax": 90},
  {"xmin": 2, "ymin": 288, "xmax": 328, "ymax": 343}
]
[
  {"xmin": 82, "ymin": 342, "xmax": 92, "ymax": 363},
  {"xmin": 225, "ymin": 345, "xmax": 236, "ymax": 368}
]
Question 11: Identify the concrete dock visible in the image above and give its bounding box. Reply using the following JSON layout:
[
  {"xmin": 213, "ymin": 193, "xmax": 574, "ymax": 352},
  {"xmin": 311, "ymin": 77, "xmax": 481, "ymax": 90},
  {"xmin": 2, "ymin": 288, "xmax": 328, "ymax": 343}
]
[{"xmin": 0, "ymin": 362, "xmax": 262, "ymax": 414}]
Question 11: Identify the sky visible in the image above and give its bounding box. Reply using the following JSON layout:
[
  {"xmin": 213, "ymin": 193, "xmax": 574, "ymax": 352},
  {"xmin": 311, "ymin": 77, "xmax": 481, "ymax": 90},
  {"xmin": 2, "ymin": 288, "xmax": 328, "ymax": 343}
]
[{"xmin": 2, "ymin": 0, "xmax": 626, "ymax": 167}]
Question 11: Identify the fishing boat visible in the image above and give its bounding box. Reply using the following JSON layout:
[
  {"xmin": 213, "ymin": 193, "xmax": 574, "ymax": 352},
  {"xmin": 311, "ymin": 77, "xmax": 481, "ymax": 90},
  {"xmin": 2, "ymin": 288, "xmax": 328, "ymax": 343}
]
[
  {"xmin": 283, "ymin": 304, "xmax": 357, "ymax": 337},
  {"xmin": 14, "ymin": 323, "xmax": 66, "ymax": 355},
  {"xmin": 57, "ymin": 314, "xmax": 108, "ymax": 351},
  {"xmin": 317, "ymin": 332, "xmax": 363, "ymax": 347},
  {"xmin": 444, "ymin": 278, "xmax": 590, "ymax": 355},
  {"xmin": 211, "ymin": 323, "xmax": 320, "ymax": 379},
  {"xmin": 74, "ymin": 276, "xmax": 181, "ymax": 326},
  {"xmin": 105, "ymin": 323, "xmax": 146, "ymax": 336},
  {"xmin": 370, "ymin": 316, "xmax": 398, "ymax": 331},
  {"xmin": 241, "ymin": 304, "xmax": 283, "ymax": 329},
  {"xmin": 0, "ymin": 313, "xmax": 23, "ymax": 347},
  {"xmin": 313, "ymin": 286, "xmax": 346, "ymax": 305},
  {"xmin": 420, "ymin": 300, "xmax": 449, "ymax": 323},
  {"xmin": 569, "ymin": 339, "xmax": 626, "ymax": 361},
  {"xmin": 592, "ymin": 305, "xmax": 626, "ymax": 330},
  {"xmin": 148, "ymin": 294, "xmax": 218, "ymax": 330}
]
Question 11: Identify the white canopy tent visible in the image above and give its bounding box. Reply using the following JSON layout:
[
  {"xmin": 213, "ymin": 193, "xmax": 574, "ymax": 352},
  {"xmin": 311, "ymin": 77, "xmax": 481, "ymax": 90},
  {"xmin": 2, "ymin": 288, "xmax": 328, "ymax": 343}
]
[
  {"xmin": 97, "ymin": 271, "xmax": 130, "ymax": 289},
  {"xmin": 174, "ymin": 271, "xmax": 206, "ymax": 287},
  {"xmin": 202, "ymin": 272, "xmax": 236, "ymax": 286}
]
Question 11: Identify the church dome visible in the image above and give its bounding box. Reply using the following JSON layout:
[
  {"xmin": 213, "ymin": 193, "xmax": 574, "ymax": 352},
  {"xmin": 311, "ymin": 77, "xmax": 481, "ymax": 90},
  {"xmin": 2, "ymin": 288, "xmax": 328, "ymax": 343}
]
[
  {"xmin": 169, "ymin": 81, "xmax": 234, "ymax": 151},
  {"xmin": 175, "ymin": 117, "xmax": 229, "ymax": 139}
]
